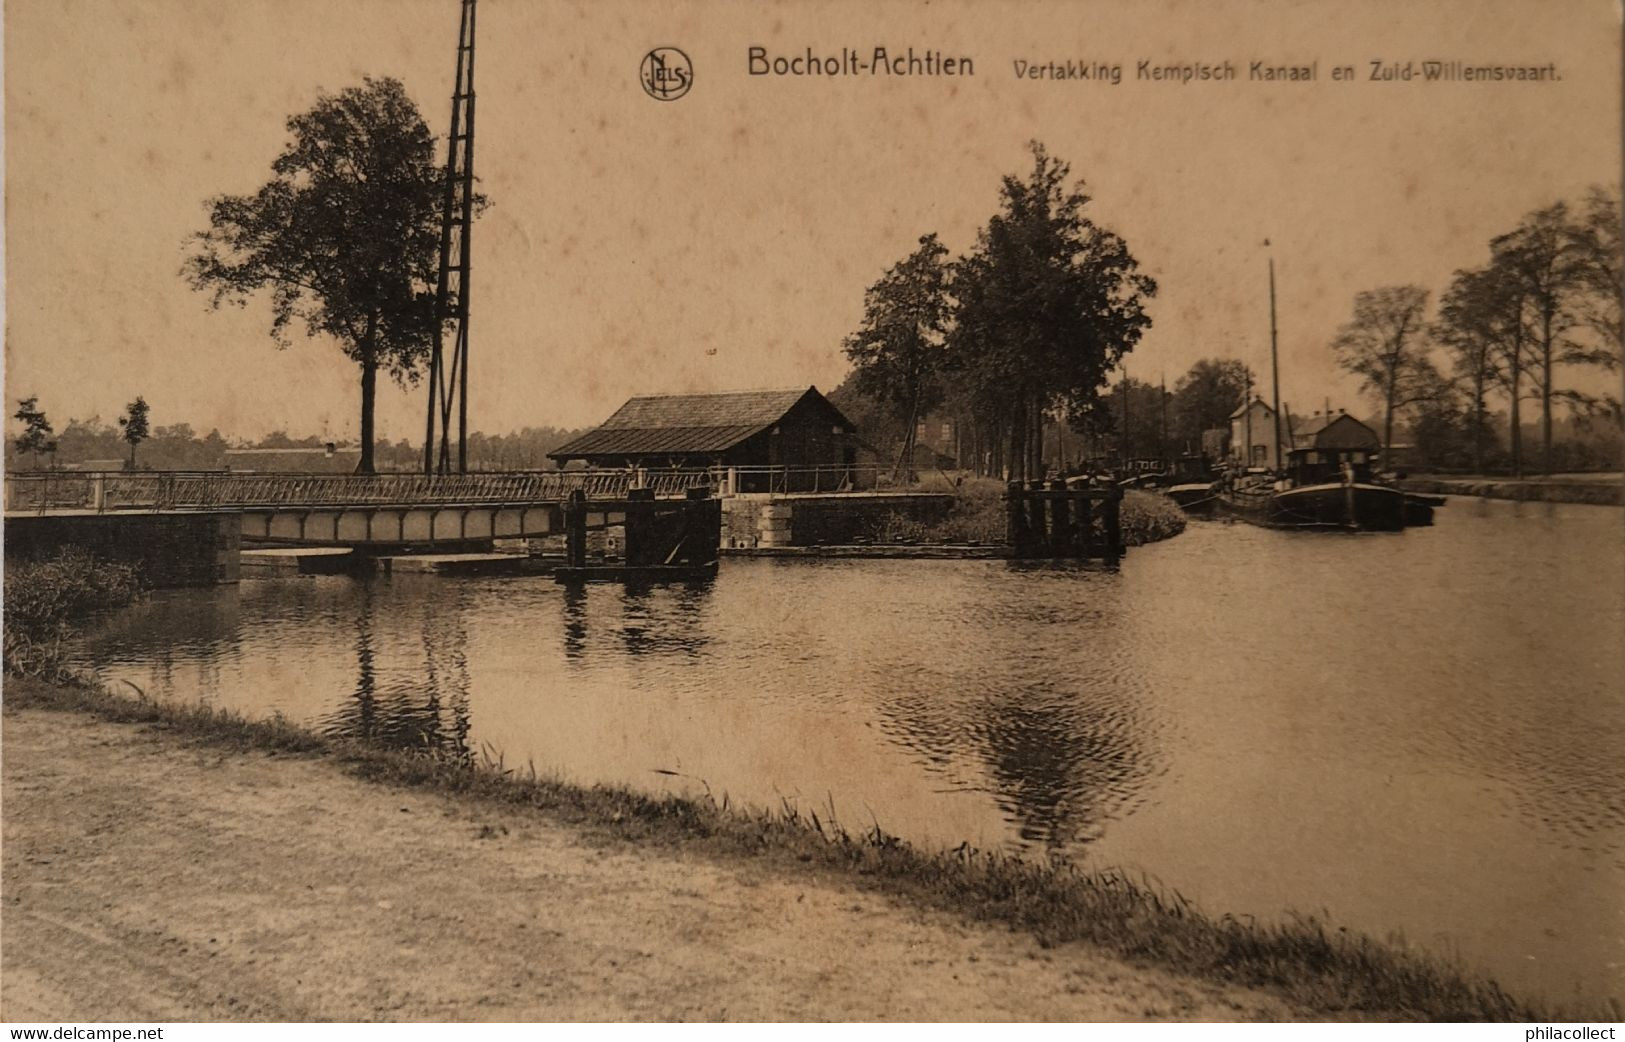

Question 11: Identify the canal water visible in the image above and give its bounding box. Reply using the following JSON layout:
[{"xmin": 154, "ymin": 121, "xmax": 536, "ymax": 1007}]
[{"xmin": 75, "ymin": 498, "xmax": 1624, "ymax": 1006}]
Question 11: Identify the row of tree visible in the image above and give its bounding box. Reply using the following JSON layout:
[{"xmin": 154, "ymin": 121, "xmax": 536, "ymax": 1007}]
[
  {"xmin": 7, "ymin": 396, "xmax": 585, "ymax": 473},
  {"xmin": 12, "ymin": 396, "xmax": 149, "ymax": 470},
  {"xmin": 1334, "ymin": 187, "xmax": 1620, "ymax": 474},
  {"xmin": 843, "ymin": 141, "xmax": 1157, "ymax": 482}
]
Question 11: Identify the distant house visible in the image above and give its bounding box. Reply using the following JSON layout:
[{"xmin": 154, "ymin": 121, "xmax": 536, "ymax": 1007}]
[
  {"xmin": 1291, "ymin": 411, "xmax": 1381, "ymax": 453},
  {"xmin": 548, "ymin": 387, "xmax": 861, "ymax": 492},
  {"xmin": 1229, "ymin": 397, "xmax": 1282, "ymax": 470},
  {"xmin": 913, "ymin": 414, "xmax": 960, "ymax": 464},
  {"xmin": 1285, "ymin": 411, "xmax": 1384, "ymax": 484},
  {"xmin": 224, "ymin": 444, "xmax": 361, "ymax": 474}
]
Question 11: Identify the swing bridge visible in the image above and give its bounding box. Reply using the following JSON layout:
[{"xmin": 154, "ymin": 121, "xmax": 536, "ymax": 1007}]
[{"xmin": 2, "ymin": 468, "xmax": 717, "ymax": 550}]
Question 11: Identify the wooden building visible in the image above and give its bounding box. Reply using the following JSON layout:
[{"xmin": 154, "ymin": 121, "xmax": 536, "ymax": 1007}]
[
  {"xmin": 1291, "ymin": 411, "xmax": 1381, "ymax": 454},
  {"xmin": 548, "ymin": 387, "xmax": 860, "ymax": 492},
  {"xmin": 1286, "ymin": 411, "xmax": 1384, "ymax": 483}
]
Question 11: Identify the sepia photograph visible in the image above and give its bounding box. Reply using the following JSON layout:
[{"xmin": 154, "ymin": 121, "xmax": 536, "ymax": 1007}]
[{"xmin": 2, "ymin": 0, "xmax": 1621, "ymax": 1028}]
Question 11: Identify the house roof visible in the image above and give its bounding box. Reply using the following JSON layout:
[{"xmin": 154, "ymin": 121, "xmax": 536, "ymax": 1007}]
[
  {"xmin": 1293, "ymin": 412, "xmax": 1380, "ymax": 451},
  {"xmin": 549, "ymin": 387, "xmax": 850, "ymax": 460},
  {"xmin": 1228, "ymin": 397, "xmax": 1276, "ymax": 420}
]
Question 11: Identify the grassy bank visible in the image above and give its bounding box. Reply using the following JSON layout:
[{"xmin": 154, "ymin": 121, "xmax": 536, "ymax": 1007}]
[
  {"xmin": 1119, "ymin": 489, "xmax": 1188, "ymax": 546},
  {"xmin": 1399, "ymin": 476, "xmax": 1623, "ymax": 507},
  {"xmin": 872, "ymin": 478, "xmax": 1187, "ymax": 548},
  {"xmin": 3, "ymin": 675, "xmax": 1566, "ymax": 1022},
  {"xmin": 2, "ymin": 549, "xmax": 143, "ymax": 681}
]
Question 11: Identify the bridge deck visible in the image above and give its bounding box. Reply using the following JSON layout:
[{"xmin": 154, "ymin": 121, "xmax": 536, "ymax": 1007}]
[{"xmin": 3, "ymin": 469, "xmax": 716, "ymax": 514}]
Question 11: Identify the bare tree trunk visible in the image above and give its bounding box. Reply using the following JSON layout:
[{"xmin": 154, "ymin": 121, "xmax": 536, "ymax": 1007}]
[
  {"xmin": 358, "ymin": 315, "xmax": 379, "ymax": 475},
  {"xmin": 1541, "ymin": 309, "xmax": 1554, "ymax": 475},
  {"xmin": 1032, "ymin": 398, "xmax": 1044, "ymax": 477},
  {"xmin": 1382, "ymin": 391, "xmax": 1395, "ymax": 473},
  {"xmin": 1472, "ymin": 374, "xmax": 1485, "ymax": 473},
  {"xmin": 1008, "ymin": 407, "xmax": 1024, "ymax": 483},
  {"xmin": 1509, "ymin": 362, "xmax": 1523, "ymax": 478},
  {"xmin": 894, "ymin": 390, "xmax": 922, "ymax": 484}
]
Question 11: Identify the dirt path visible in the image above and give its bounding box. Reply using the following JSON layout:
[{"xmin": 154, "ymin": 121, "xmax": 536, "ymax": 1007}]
[{"xmin": 2, "ymin": 708, "xmax": 1304, "ymax": 1022}]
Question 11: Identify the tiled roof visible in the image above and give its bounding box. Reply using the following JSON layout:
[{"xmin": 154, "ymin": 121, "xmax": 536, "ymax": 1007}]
[
  {"xmin": 1229, "ymin": 397, "xmax": 1274, "ymax": 420},
  {"xmin": 1294, "ymin": 413, "xmax": 1379, "ymax": 451},
  {"xmin": 550, "ymin": 387, "xmax": 838, "ymax": 459},
  {"xmin": 551, "ymin": 424, "xmax": 770, "ymax": 457}
]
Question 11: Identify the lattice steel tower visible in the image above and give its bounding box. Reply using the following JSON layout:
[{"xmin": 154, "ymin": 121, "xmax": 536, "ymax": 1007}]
[{"xmin": 424, "ymin": 0, "xmax": 477, "ymax": 474}]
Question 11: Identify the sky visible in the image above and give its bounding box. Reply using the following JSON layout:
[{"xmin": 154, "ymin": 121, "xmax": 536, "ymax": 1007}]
[{"xmin": 4, "ymin": 0, "xmax": 1620, "ymax": 443}]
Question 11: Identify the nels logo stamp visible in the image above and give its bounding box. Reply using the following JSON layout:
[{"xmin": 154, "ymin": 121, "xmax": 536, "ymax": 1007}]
[{"xmin": 641, "ymin": 47, "xmax": 693, "ymax": 101}]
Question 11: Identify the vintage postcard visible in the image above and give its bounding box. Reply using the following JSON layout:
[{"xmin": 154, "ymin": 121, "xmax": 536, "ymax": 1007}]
[{"xmin": 3, "ymin": 0, "xmax": 1621, "ymax": 1027}]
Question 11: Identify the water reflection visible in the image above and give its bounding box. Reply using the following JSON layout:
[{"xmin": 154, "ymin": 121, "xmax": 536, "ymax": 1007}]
[
  {"xmin": 560, "ymin": 579, "xmax": 716, "ymax": 661},
  {"xmin": 978, "ymin": 690, "xmax": 1152, "ymax": 849},
  {"xmin": 66, "ymin": 500, "xmax": 1625, "ymax": 1004},
  {"xmin": 561, "ymin": 584, "xmax": 588, "ymax": 659},
  {"xmin": 874, "ymin": 674, "xmax": 1155, "ymax": 853},
  {"xmin": 317, "ymin": 580, "xmax": 472, "ymax": 763}
]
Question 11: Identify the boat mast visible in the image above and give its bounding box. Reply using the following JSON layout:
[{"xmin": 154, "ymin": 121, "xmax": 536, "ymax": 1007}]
[
  {"xmin": 1159, "ymin": 371, "xmax": 1168, "ymax": 457},
  {"xmin": 1243, "ymin": 368, "xmax": 1252, "ymax": 468},
  {"xmin": 1268, "ymin": 250, "xmax": 1282, "ymax": 472}
]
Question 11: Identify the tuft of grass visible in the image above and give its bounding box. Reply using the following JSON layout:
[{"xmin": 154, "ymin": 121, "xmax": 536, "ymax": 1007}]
[
  {"xmin": 1119, "ymin": 490, "xmax": 1187, "ymax": 546},
  {"xmin": 905, "ymin": 481, "xmax": 1187, "ymax": 548},
  {"xmin": 4, "ymin": 675, "xmax": 1584, "ymax": 1022},
  {"xmin": 3, "ymin": 550, "xmax": 144, "ymax": 681}
]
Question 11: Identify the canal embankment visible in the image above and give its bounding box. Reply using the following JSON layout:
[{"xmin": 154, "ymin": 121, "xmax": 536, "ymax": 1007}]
[
  {"xmin": 2, "ymin": 690, "xmax": 1307, "ymax": 1023},
  {"xmin": 1, "ymin": 674, "xmax": 1558, "ymax": 1023},
  {"xmin": 1399, "ymin": 474, "xmax": 1623, "ymax": 506},
  {"xmin": 721, "ymin": 485, "xmax": 1186, "ymax": 557}
]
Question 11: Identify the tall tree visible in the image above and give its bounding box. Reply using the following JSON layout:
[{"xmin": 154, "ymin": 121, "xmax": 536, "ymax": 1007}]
[
  {"xmin": 186, "ymin": 77, "xmax": 468, "ymax": 474},
  {"xmin": 1569, "ymin": 184, "xmax": 1623, "ymax": 420},
  {"xmin": 1490, "ymin": 203, "xmax": 1589, "ymax": 474},
  {"xmin": 118, "ymin": 396, "xmax": 150, "ymax": 469},
  {"xmin": 843, "ymin": 233, "xmax": 953, "ymax": 481},
  {"xmin": 950, "ymin": 142, "xmax": 1156, "ymax": 482},
  {"xmin": 1170, "ymin": 358, "xmax": 1253, "ymax": 454},
  {"xmin": 1330, "ymin": 285, "xmax": 1435, "ymax": 469},
  {"xmin": 1434, "ymin": 266, "xmax": 1511, "ymax": 472},
  {"xmin": 12, "ymin": 397, "xmax": 56, "ymax": 471}
]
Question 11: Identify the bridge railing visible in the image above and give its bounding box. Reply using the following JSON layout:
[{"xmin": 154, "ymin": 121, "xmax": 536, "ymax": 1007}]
[
  {"xmin": 3, "ymin": 469, "xmax": 719, "ymax": 513},
  {"xmin": 719, "ymin": 465, "xmax": 883, "ymax": 494}
]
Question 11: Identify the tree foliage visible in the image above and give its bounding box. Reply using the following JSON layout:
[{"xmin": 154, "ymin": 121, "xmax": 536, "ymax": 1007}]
[
  {"xmin": 1571, "ymin": 185, "xmax": 1622, "ymax": 359},
  {"xmin": 185, "ymin": 77, "xmax": 470, "ymax": 473},
  {"xmin": 1434, "ymin": 265, "xmax": 1514, "ymax": 471},
  {"xmin": 1170, "ymin": 358, "xmax": 1253, "ymax": 452},
  {"xmin": 843, "ymin": 234, "xmax": 953, "ymax": 479},
  {"xmin": 949, "ymin": 142, "xmax": 1157, "ymax": 479},
  {"xmin": 1488, "ymin": 202, "xmax": 1593, "ymax": 473},
  {"xmin": 12, "ymin": 397, "xmax": 56, "ymax": 469},
  {"xmin": 118, "ymin": 396, "xmax": 150, "ymax": 468},
  {"xmin": 1331, "ymin": 285, "xmax": 1436, "ymax": 466}
]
